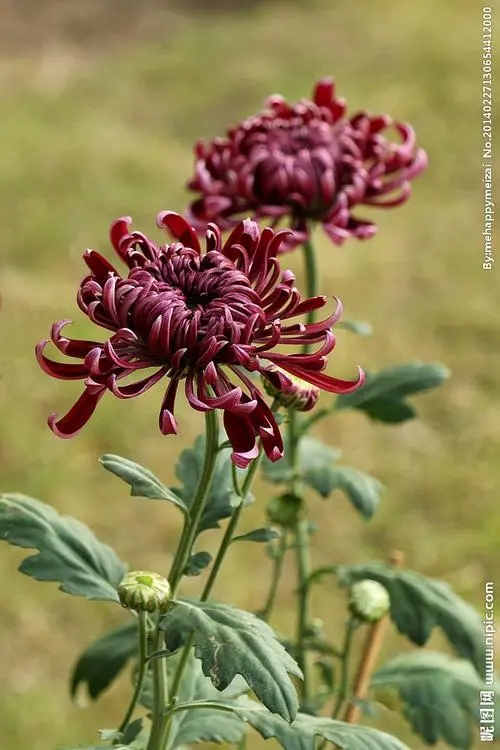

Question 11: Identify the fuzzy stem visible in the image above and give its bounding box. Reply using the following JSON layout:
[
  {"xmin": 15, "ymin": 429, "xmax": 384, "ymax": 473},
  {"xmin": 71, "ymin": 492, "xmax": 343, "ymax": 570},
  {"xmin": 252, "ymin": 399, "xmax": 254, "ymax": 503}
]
[
  {"xmin": 168, "ymin": 410, "xmax": 220, "ymax": 595},
  {"xmin": 261, "ymin": 530, "xmax": 288, "ymax": 621},
  {"xmin": 163, "ymin": 436, "xmax": 265, "ymax": 749},
  {"xmin": 148, "ymin": 411, "xmax": 219, "ymax": 750},
  {"xmin": 332, "ymin": 617, "xmax": 357, "ymax": 719},
  {"xmin": 117, "ymin": 611, "xmax": 148, "ymax": 736}
]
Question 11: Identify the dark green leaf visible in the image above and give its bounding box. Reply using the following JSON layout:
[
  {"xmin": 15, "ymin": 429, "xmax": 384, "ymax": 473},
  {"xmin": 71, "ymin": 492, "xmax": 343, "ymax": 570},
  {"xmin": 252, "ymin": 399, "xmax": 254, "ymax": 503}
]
[
  {"xmin": 372, "ymin": 651, "xmax": 495, "ymax": 749},
  {"xmin": 159, "ymin": 599, "xmax": 302, "ymax": 722},
  {"xmin": 207, "ymin": 698, "xmax": 412, "ymax": 750},
  {"xmin": 335, "ymin": 362, "xmax": 450, "ymax": 423},
  {"xmin": 172, "ymin": 436, "xmax": 234, "ymax": 535},
  {"xmin": 184, "ymin": 551, "xmax": 213, "ymax": 577},
  {"xmin": 71, "ymin": 620, "xmax": 138, "ymax": 700},
  {"xmin": 99, "ymin": 455, "xmax": 187, "ymax": 515},
  {"xmin": 337, "ymin": 562, "xmax": 485, "ymax": 674},
  {"xmin": 0, "ymin": 494, "xmax": 126, "ymax": 602},
  {"xmin": 232, "ymin": 527, "xmax": 281, "ymax": 544},
  {"xmin": 304, "ymin": 465, "xmax": 383, "ymax": 519},
  {"xmin": 337, "ymin": 320, "xmax": 373, "ymax": 336}
]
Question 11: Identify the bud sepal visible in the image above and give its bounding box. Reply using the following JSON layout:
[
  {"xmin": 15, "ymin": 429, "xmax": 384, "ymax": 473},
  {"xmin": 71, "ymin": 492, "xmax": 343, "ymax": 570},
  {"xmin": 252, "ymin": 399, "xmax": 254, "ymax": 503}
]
[{"xmin": 118, "ymin": 571, "xmax": 172, "ymax": 614}]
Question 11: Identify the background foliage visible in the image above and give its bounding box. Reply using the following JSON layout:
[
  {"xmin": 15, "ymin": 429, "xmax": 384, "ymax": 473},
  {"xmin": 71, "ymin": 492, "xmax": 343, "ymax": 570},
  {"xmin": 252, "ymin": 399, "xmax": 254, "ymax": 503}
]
[{"xmin": 0, "ymin": 0, "xmax": 497, "ymax": 748}]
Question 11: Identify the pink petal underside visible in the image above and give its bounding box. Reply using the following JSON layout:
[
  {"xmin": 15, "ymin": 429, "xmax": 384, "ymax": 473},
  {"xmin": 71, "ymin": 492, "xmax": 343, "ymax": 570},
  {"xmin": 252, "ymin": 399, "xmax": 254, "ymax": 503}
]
[
  {"xmin": 159, "ymin": 377, "xmax": 180, "ymax": 435},
  {"xmin": 35, "ymin": 342, "xmax": 88, "ymax": 380},
  {"xmin": 110, "ymin": 217, "xmax": 133, "ymax": 256},
  {"xmin": 275, "ymin": 362, "xmax": 365, "ymax": 394},
  {"xmin": 108, "ymin": 368, "xmax": 167, "ymax": 398},
  {"xmin": 83, "ymin": 249, "xmax": 118, "ymax": 281},
  {"xmin": 157, "ymin": 211, "xmax": 201, "ymax": 253},
  {"xmin": 48, "ymin": 388, "xmax": 105, "ymax": 438},
  {"xmin": 223, "ymin": 410, "xmax": 259, "ymax": 469}
]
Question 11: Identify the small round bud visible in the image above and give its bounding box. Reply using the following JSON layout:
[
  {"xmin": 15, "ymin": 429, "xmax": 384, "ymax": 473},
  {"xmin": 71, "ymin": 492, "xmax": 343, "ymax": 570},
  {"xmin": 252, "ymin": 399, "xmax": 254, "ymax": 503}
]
[
  {"xmin": 348, "ymin": 579, "xmax": 390, "ymax": 623},
  {"xmin": 261, "ymin": 363, "xmax": 319, "ymax": 412},
  {"xmin": 118, "ymin": 571, "xmax": 172, "ymax": 614},
  {"xmin": 266, "ymin": 493, "xmax": 303, "ymax": 528}
]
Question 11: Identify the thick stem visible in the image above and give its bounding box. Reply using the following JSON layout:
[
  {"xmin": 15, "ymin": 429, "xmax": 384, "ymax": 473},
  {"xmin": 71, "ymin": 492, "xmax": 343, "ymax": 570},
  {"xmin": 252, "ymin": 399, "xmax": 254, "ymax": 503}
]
[
  {"xmin": 261, "ymin": 530, "xmax": 288, "ymax": 621},
  {"xmin": 118, "ymin": 611, "xmax": 148, "ymax": 736},
  {"xmin": 288, "ymin": 408, "xmax": 311, "ymax": 703},
  {"xmin": 302, "ymin": 235, "xmax": 319, "ymax": 330},
  {"xmin": 168, "ymin": 410, "xmax": 220, "ymax": 595},
  {"xmin": 146, "ymin": 629, "xmax": 169, "ymax": 750},
  {"xmin": 290, "ymin": 232, "xmax": 320, "ymax": 705},
  {"xmin": 164, "ymin": 435, "xmax": 264, "ymax": 748},
  {"xmin": 148, "ymin": 411, "xmax": 219, "ymax": 750}
]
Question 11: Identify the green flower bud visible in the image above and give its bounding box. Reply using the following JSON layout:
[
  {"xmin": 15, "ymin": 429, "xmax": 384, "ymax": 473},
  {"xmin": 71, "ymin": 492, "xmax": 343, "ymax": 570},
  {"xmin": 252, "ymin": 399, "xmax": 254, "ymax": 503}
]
[
  {"xmin": 266, "ymin": 492, "xmax": 303, "ymax": 528},
  {"xmin": 261, "ymin": 363, "xmax": 319, "ymax": 412},
  {"xmin": 118, "ymin": 571, "xmax": 172, "ymax": 614},
  {"xmin": 348, "ymin": 579, "xmax": 390, "ymax": 623}
]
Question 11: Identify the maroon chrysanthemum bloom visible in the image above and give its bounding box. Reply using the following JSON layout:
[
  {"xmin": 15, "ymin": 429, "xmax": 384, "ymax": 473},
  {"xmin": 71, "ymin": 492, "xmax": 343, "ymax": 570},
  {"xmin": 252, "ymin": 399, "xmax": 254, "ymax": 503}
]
[
  {"xmin": 36, "ymin": 214, "xmax": 363, "ymax": 467},
  {"xmin": 187, "ymin": 78, "xmax": 427, "ymax": 247}
]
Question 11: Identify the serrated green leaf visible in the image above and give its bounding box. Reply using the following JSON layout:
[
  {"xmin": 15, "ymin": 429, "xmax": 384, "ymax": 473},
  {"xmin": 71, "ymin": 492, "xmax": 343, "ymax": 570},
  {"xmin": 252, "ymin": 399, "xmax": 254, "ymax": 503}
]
[
  {"xmin": 99, "ymin": 455, "xmax": 187, "ymax": 515},
  {"xmin": 304, "ymin": 465, "xmax": 383, "ymax": 519},
  {"xmin": 335, "ymin": 362, "xmax": 450, "ymax": 423},
  {"xmin": 337, "ymin": 320, "xmax": 373, "ymax": 336},
  {"xmin": 201, "ymin": 697, "xmax": 412, "ymax": 750},
  {"xmin": 159, "ymin": 599, "xmax": 302, "ymax": 722},
  {"xmin": 232, "ymin": 527, "xmax": 281, "ymax": 544},
  {"xmin": 263, "ymin": 436, "xmax": 341, "ymax": 485},
  {"xmin": 141, "ymin": 651, "xmax": 246, "ymax": 749},
  {"xmin": 184, "ymin": 551, "xmax": 213, "ymax": 577},
  {"xmin": 337, "ymin": 563, "xmax": 485, "ymax": 673},
  {"xmin": 371, "ymin": 651, "xmax": 495, "ymax": 749},
  {"xmin": 0, "ymin": 494, "xmax": 126, "ymax": 602},
  {"xmin": 71, "ymin": 620, "xmax": 138, "ymax": 700},
  {"xmin": 172, "ymin": 436, "xmax": 234, "ymax": 535}
]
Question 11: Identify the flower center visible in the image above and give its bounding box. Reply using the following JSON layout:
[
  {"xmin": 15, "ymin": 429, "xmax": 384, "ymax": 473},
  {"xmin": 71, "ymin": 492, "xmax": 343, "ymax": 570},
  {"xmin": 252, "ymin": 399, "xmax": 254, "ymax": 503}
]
[{"xmin": 124, "ymin": 248, "xmax": 265, "ymax": 368}]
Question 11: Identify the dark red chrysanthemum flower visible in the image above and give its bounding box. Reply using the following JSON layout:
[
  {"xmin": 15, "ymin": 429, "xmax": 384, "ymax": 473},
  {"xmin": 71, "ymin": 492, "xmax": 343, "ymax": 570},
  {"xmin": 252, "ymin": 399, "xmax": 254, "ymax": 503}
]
[
  {"xmin": 36, "ymin": 214, "xmax": 363, "ymax": 467},
  {"xmin": 187, "ymin": 78, "xmax": 427, "ymax": 247}
]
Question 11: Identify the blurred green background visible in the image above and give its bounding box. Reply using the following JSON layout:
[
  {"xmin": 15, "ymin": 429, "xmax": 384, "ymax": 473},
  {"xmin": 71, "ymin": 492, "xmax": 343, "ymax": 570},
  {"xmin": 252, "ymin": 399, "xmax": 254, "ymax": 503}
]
[{"xmin": 0, "ymin": 0, "xmax": 497, "ymax": 748}]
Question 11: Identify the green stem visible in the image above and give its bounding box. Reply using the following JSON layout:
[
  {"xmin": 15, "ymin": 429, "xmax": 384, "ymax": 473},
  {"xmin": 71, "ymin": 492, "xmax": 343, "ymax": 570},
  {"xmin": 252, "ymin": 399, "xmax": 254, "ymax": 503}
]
[
  {"xmin": 316, "ymin": 620, "xmax": 357, "ymax": 750},
  {"xmin": 291, "ymin": 232, "xmax": 319, "ymax": 705},
  {"xmin": 201, "ymin": 446, "xmax": 263, "ymax": 601},
  {"xmin": 332, "ymin": 617, "xmax": 357, "ymax": 719},
  {"xmin": 293, "ymin": 516, "xmax": 311, "ymax": 702},
  {"xmin": 168, "ymin": 410, "xmax": 220, "ymax": 595},
  {"xmin": 117, "ymin": 611, "xmax": 148, "ymax": 737},
  {"xmin": 261, "ymin": 529, "xmax": 288, "ymax": 621},
  {"xmin": 302, "ymin": 235, "xmax": 318, "ymax": 328},
  {"xmin": 287, "ymin": 408, "xmax": 311, "ymax": 703},
  {"xmin": 164, "ymin": 428, "xmax": 263, "ymax": 748},
  {"xmin": 146, "ymin": 629, "xmax": 169, "ymax": 750},
  {"xmin": 148, "ymin": 410, "xmax": 219, "ymax": 750}
]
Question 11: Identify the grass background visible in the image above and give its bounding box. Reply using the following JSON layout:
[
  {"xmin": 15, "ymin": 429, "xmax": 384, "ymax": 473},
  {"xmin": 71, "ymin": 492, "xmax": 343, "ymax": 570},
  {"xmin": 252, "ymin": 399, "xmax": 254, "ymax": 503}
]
[{"xmin": 0, "ymin": 0, "xmax": 498, "ymax": 747}]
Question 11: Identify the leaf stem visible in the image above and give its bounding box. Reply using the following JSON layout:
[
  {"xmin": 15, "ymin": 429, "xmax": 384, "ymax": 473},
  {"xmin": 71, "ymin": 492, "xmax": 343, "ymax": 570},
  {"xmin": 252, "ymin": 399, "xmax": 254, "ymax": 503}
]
[
  {"xmin": 332, "ymin": 617, "xmax": 357, "ymax": 719},
  {"xmin": 117, "ymin": 611, "xmax": 148, "ymax": 737},
  {"xmin": 261, "ymin": 529, "xmax": 288, "ymax": 621}
]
